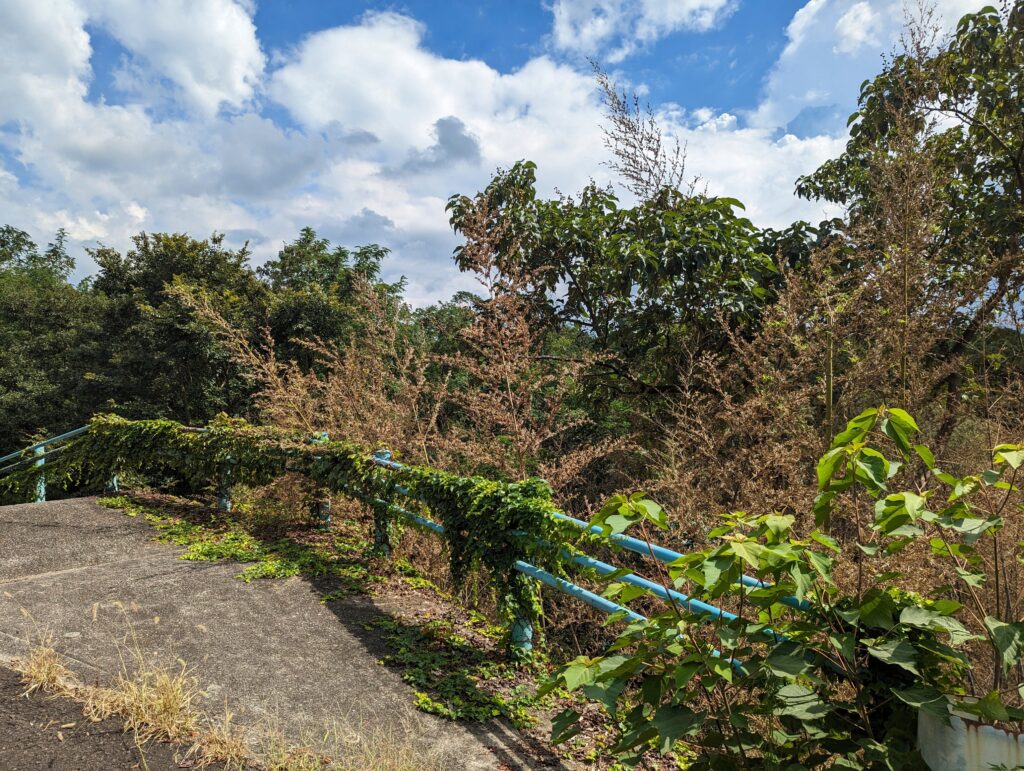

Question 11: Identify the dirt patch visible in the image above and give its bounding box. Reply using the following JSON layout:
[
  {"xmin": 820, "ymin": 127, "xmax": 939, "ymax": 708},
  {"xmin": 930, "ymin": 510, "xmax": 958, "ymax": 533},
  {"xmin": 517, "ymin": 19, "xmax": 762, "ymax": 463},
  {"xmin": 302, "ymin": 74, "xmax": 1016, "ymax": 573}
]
[{"xmin": 0, "ymin": 665, "xmax": 219, "ymax": 770}]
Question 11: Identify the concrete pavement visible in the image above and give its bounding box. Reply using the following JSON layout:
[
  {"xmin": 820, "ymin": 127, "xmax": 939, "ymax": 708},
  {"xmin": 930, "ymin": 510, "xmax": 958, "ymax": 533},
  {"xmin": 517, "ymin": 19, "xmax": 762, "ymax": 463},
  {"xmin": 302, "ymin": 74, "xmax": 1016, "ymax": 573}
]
[{"xmin": 0, "ymin": 497, "xmax": 556, "ymax": 769}]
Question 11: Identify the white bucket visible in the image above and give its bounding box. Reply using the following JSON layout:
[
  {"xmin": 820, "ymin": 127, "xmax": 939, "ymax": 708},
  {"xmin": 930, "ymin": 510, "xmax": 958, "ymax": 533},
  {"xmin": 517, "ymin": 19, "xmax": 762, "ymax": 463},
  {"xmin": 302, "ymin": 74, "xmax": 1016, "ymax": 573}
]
[{"xmin": 919, "ymin": 709, "xmax": 1024, "ymax": 770}]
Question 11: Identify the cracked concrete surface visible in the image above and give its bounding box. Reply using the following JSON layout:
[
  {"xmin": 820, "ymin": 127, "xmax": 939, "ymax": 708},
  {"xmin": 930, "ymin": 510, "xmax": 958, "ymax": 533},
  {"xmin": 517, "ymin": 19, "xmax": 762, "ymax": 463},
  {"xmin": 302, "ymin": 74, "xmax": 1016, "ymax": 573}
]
[{"xmin": 0, "ymin": 497, "xmax": 556, "ymax": 769}]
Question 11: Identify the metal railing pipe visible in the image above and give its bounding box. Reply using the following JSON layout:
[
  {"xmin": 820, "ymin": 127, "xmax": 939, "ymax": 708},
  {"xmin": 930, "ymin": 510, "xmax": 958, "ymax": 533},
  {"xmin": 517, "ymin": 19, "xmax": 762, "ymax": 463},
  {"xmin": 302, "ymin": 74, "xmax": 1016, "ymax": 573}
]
[
  {"xmin": 369, "ymin": 450, "xmax": 807, "ymax": 612},
  {"xmin": 512, "ymin": 561, "xmax": 646, "ymax": 624},
  {"xmin": 0, "ymin": 443, "xmax": 72, "ymax": 475},
  {"xmin": 0, "ymin": 425, "xmax": 89, "ymax": 465},
  {"xmin": 348, "ymin": 489, "xmax": 645, "ymax": 623}
]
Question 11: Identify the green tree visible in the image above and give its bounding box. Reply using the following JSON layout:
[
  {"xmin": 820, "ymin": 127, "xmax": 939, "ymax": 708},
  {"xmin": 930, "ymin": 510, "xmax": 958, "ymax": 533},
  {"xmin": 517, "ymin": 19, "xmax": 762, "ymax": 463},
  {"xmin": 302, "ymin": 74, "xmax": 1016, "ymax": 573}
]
[
  {"xmin": 0, "ymin": 227, "xmax": 104, "ymax": 451},
  {"xmin": 88, "ymin": 232, "xmax": 267, "ymax": 425},
  {"xmin": 447, "ymin": 161, "xmax": 822, "ymax": 406},
  {"xmin": 258, "ymin": 227, "xmax": 401, "ymax": 370}
]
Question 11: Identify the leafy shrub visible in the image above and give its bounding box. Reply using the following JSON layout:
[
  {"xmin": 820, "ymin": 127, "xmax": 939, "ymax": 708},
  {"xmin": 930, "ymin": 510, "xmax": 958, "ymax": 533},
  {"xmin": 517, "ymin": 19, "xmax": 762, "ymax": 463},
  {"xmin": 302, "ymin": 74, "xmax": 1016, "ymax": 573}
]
[{"xmin": 545, "ymin": 406, "xmax": 1024, "ymax": 768}]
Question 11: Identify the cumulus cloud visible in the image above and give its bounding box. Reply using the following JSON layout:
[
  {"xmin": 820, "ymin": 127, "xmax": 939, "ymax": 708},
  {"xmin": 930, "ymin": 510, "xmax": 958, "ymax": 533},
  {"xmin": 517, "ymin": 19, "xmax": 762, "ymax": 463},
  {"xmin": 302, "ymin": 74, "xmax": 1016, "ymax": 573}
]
[
  {"xmin": 750, "ymin": 0, "xmax": 979, "ymax": 135},
  {"xmin": 85, "ymin": 0, "xmax": 265, "ymax": 114},
  {"xmin": 388, "ymin": 117, "xmax": 482, "ymax": 177},
  {"xmin": 834, "ymin": 2, "xmax": 882, "ymax": 54},
  {"xmin": 1, "ymin": 0, "xmax": 981, "ymax": 306},
  {"xmin": 549, "ymin": 0, "xmax": 738, "ymax": 61}
]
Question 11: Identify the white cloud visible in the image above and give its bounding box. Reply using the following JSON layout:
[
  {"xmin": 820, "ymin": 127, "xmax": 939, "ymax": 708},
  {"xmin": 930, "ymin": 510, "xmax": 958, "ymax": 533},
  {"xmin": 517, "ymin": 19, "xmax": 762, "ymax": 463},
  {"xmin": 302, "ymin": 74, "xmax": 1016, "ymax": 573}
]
[
  {"xmin": 85, "ymin": 0, "xmax": 265, "ymax": 115},
  {"xmin": 834, "ymin": 2, "xmax": 882, "ymax": 54},
  {"xmin": 751, "ymin": 0, "xmax": 979, "ymax": 134},
  {"xmin": 263, "ymin": 9, "xmax": 844, "ymax": 302},
  {"xmin": 5, "ymin": 1, "xmax": 981, "ymax": 307},
  {"xmin": 781, "ymin": 0, "xmax": 828, "ymax": 58},
  {"xmin": 549, "ymin": 0, "xmax": 738, "ymax": 62},
  {"xmin": 267, "ymin": 11, "xmax": 608, "ymax": 228}
]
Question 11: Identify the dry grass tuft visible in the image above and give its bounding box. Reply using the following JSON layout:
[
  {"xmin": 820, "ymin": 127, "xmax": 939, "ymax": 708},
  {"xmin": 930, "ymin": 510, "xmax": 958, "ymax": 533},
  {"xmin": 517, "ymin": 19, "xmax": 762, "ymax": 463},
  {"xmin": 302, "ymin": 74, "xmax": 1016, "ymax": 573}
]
[
  {"xmin": 83, "ymin": 657, "xmax": 202, "ymax": 743},
  {"xmin": 258, "ymin": 712, "xmax": 457, "ymax": 771},
  {"xmin": 328, "ymin": 720, "xmax": 454, "ymax": 771},
  {"xmin": 14, "ymin": 622, "xmax": 202, "ymax": 746},
  {"xmin": 259, "ymin": 724, "xmax": 328, "ymax": 771},
  {"xmin": 188, "ymin": 705, "xmax": 251, "ymax": 769},
  {"xmin": 12, "ymin": 634, "xmax": 74, "ymax": 696},
  {"xmin": 11, "ymin": 636, "xmax": 461, "ymax": 771}
]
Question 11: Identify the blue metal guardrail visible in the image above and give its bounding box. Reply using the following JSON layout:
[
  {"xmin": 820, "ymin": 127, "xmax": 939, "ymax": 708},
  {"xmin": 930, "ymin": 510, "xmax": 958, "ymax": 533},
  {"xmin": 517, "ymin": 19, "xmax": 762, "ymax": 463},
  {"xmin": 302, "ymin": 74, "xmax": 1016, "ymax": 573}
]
[
  {"xmin": 0, "ymin": 426, "xmax": 94, "ymax": 503},
  {"xmin": 1, "ymin": 426, "xmax": 803, "ymax": 655}
]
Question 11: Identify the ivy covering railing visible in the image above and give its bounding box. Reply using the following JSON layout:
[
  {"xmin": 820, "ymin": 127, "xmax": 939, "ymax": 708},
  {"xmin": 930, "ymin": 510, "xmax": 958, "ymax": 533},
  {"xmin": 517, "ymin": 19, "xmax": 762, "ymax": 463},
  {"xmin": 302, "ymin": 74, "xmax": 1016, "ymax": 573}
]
[{"xmin": 0, "ymin": 414, "xmax": 750, "ymax": 655}]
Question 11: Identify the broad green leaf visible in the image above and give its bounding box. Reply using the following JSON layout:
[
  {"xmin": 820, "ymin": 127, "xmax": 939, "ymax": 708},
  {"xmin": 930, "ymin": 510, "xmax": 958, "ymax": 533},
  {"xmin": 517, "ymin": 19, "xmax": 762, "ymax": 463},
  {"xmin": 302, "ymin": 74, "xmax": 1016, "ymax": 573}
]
[
  {"xmin": 601, "ymin": 512, "xmax": 636, "ymax": 536},
  {"xmin": 711, "ymin": 659, "xmax": 734, "ymax": 683},
  {"xmin": 882, "ymin": 418, "xmax": 912, "ymax": 455},
  {"xmin": 561, "ymin": 661, "xmax": 596, "ymax": 690},
  {"xmin": 765, "ymin": 641, "xmax": 810, "ymax": 678},
  {"xmin": 975, "ymin": 691, "xmax": 1010, "ymax": 722},
  {"xmin": 764, "ymin": 514, "xmax": 794, "ymax": 540},
  {"xmin": 866, "ymin": 638, "xmax": 919, "ymax": 674},
  {"xmin": 873, "ymin": 491, "xmax": 928, "ymax": 535},
  {"xmin": 859, "ymin": 590, "xmax": 896, "ymax": 629},
  {"xmin": 605, "ymin": 582, "xmax": 652, "ymax": 603},
  {"xmin": 813, "ymin": 491, "xmax": 836, "ymax": 527},
  {"xmin": 930, "ymin": 599, "xmax": 962, "ymax": 615},
  {"xmin": 806, "ymin": 550, "xmax": 833, "ymax": 581},
  {"xmin": 641, "ymin": 674, "xmax": 663, "ymax": 706},
  {"xmin": 551, "ymin": 708, "xmax": 582, "ymax": 744},
  {"xmin": 730, "ymin": 539, "xmax": 766, "ymax": 570},
  {"xmin": 817, "ymin": 447, "xmax": 846, "ymax": 489},
  {"xmin": 673, "ymin": 660, "xmax": 702, "ymax": 688},
  {"xmin": 774, "ymin": 684, "xmax": 830, "ymax": 720},
  {"xmin": 955, "ymin": 567, "xmax": 986, "ymax": 587},
  {"xmin": 994, "ymin": 444, "xmax": 1024, "ymax": 470},
  {"xmin": 887, "ymin": 408, "xmax": 919, "ymax": 434},
  {"xmin": 789, "ymin": 562, "xmax": 814, "ymax": 600},
  {"xmin": 900, "ymin": 607, "xmax": 976, "ymax": 645},
  {"xmin": 914, "ymin": 444, "xmax": 936, "ymax": 469},
  {"xmin": 700, "ymin": 554, "xmax": 737, "ymax": 592},
  {"xmin": 984, "ymin": 617, "xmax": 1024, "ymax": 671},
  {"xmin": 831, "ymin": 408, "xmax": 878, "ymax": 449},
  {"xmin": 651, "ymin": 704, "xmax": 704, "ymax": 753},
  {"xmin": 637, "ymin": 498, "xmax": 669, "ymax": 529},
  {"xmin": 981, "ymin": 469, "xmax": 1003, "ymax": 486},
  {"xmin": 893, "ymin": 685, "xmax": 948, "ymax": 718},
  {"xmin": 828, "ymin": 632, "xmax": 856, "ymax": 663},
  {"xmin": 855, "ymin": 448, "xmax": 890, "ymax": 491},
  {"xmin": 811, "ymin": 531, "xmax": 841, "ymax": 552}
]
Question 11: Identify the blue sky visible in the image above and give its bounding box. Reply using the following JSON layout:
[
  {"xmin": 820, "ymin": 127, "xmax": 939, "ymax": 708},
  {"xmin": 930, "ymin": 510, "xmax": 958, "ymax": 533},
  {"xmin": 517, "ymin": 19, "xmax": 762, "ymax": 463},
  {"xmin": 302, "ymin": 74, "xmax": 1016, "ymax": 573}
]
[{"xmin": 0, "ymin": 0, "xmax": 981, "ymax": 304}]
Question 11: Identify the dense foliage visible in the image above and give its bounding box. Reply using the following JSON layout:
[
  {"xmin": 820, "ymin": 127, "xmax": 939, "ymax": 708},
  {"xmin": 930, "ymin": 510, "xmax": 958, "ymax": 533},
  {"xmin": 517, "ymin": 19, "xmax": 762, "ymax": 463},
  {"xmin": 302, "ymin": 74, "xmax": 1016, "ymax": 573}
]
[
  {"xmin": 1, "ymin": 4, "xmax": 1022, "ymax": 767},
  {"xmin": 546, "ymin": 407, "xmax": 1024, "ymax": 767}
]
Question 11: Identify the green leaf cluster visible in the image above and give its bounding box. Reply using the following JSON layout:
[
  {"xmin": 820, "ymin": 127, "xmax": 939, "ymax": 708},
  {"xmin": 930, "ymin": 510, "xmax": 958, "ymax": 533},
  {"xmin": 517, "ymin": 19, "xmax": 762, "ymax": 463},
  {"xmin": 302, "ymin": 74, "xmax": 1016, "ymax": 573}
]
[{"xmin": 545, "ymin": 405, "xmax": 1024, "ymax": 768}]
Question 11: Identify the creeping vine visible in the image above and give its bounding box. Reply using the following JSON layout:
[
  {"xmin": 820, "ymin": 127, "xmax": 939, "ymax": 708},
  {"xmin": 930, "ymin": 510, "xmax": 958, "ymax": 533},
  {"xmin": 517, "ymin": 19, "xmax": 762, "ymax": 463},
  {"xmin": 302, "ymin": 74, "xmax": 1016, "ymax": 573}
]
[{"xmin": 2, "ymin": 414, "xmax": 581, "ymax": 648}]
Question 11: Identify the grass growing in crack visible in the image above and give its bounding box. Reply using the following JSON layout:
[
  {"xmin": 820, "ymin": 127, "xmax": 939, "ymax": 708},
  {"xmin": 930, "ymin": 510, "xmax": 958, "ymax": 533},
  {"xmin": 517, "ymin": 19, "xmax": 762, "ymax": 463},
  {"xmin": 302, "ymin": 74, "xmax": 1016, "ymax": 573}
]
[
  {"xmin": 185, "ymin": 705, "xmax": 250, "ymax": 769},
  {"xmin": 12, "ymin": 628, "xmax": 202, "ymax": 746},
  {"xmin": 14, "ymin": 634, "xmax": 74, "ymax": 696},
  {"xmin": 12, "ymin": 637, "xmax": 457, "ymax": 770},
  {"xmin": 84, "ymin": 659, "xmax": 201, "ymax": 743}
]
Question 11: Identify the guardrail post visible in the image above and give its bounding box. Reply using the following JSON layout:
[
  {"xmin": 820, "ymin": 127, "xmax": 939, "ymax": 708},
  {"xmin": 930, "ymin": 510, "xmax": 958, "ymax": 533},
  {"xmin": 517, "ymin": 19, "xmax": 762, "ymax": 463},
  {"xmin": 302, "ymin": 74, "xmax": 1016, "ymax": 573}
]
[
  {"xmin": 373, "ymin": 504, "xmax": 391, "ymax": 556},
  {"xmin": 217, "ymin": 456, "xmax": 233, "ymax": 513},
  {"xmin": 506, "ymin": 572, "xmax": 537, "ymax": 659},
  {"xmin": 510, "ymin": 616, "xmax": 533, "ymax": 656},
  {"xmin": 309, "ymin": 432, "xmax": 332, "ymax": 529},
  {"xmin": 34, "ymin": 446, "xmax": 45, "ymax": 503},
  {"xmin": 370, "ymin": 450, "xmax": 393, "ymax": 556}
]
